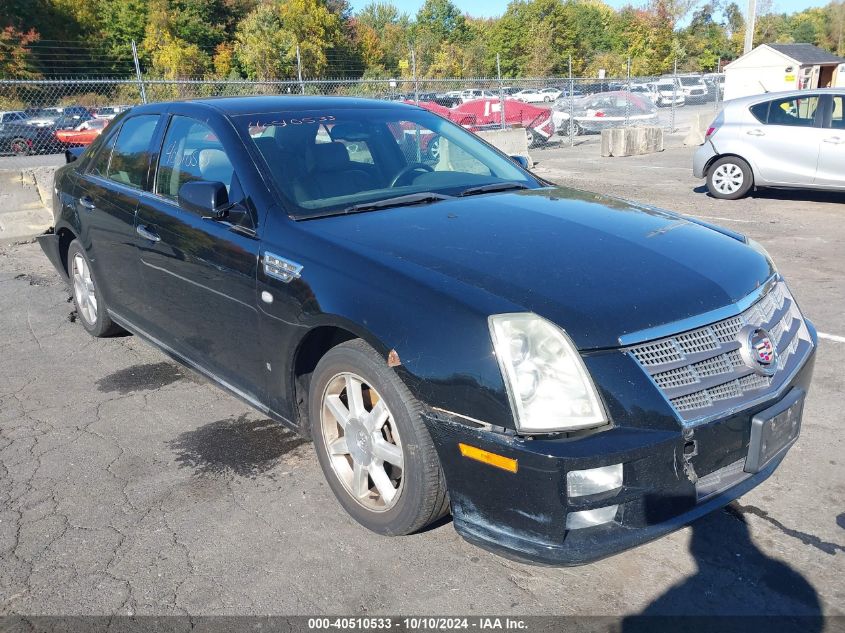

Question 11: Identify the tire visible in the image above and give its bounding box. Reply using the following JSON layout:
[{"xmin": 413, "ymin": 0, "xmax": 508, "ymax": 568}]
[
  {"xmin": 309, "ymin": 339, "xmax": 449, "ymax": 536},
  {"xmin": 67, "ymin": 239, "xmax": 124, "ymax": 337},
  {"xmin": 427, "ymin": 135, "xmax": 441, "ymax": 161},
  {"xmin": 706, "ymin": 156, "xmax": 753, "ymax": 200},
  {"xmin": 10, "ymin": 138, "xmax": 30, "ymax": 156},
  {"xmin": 560, "ymin": 120, "xmax": 582, "ymax": 137}
]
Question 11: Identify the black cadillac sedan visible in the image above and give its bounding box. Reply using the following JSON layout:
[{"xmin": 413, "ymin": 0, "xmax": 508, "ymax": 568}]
[{"xmin": 38, "ymin": 96, "xmax": 816, "ymax": 565}]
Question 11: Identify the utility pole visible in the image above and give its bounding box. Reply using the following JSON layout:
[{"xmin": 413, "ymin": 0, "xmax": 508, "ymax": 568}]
[{"xmin": 744, "ymin": 0, "xmax": 756, "ymax": 55}]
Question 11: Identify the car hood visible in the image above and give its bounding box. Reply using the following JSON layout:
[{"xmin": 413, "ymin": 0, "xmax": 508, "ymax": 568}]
[{"xmin": 300, "ymin": 187, "xmax": 773, "ymax": 350}]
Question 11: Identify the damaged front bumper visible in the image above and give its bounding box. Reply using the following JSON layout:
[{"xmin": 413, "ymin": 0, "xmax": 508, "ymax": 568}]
[
  {"xmin": 422, "ymin": 338, "xmax": 816, "ymax": 566},
  {"xmin": 36, "ymin": 228, "xmax": 68, "ymax": 281}
]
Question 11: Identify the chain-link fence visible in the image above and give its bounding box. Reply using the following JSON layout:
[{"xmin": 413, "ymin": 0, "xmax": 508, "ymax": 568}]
[{"xmin": 0, "ymin": 71, "xmax": 723, "ymax": 165}]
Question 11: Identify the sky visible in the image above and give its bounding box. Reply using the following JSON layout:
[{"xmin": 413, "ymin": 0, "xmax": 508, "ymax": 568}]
[{"xmin": 348, "ymin": 0, "xmax": 829, "ymax": 19}]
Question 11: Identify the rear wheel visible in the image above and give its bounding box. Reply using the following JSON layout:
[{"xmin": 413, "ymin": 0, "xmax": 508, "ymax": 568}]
[
  {"xmin": 309, "ymin": 339, "xmax": 448, "ymax": 535},
  {"xmin": 707, "ymin": 156, "xmax": 753, "ymax": 200},
  {"xmin": 68, "ymin": 240, "xmax": 124, "ymax": 337}
]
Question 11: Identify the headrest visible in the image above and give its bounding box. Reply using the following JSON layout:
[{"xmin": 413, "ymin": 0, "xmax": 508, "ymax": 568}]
[
  {"xmin": 307, "ymin": 142, "xmax": 350, "ymax": 172},
  {"xmin": 198, "ymin": 148, "xmax": 233, "ymax": 185}
]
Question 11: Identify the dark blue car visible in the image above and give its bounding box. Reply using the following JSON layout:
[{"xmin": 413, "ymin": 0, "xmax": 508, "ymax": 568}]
[{"xmin": 38, "ymin": 96, "xmax": 816, "ymax": 565}]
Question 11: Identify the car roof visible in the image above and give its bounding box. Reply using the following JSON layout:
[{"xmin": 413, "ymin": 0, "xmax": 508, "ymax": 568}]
[
  {"xmin": 129, "ymin": 95, "xmax": 420, "ymax": 117},
  {"xmin": 723, "ymin": 87, "xmax": 842, "ymax": 108}
]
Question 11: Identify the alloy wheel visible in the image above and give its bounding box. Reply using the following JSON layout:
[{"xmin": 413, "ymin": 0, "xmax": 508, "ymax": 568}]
[
  {"xmin": 711, "ymin": 163, "xmax": 744, "ymax": 194},
  {"xmin": 72, "ymin": 253, "xmax": 98, "ymax": 325},
  {"xmin": 428, "ymin": 137, "xmax": 440, "ymax": 160},
  {"xmin": 320, "ymin": 372, "xmax": 404, "ymax": 511}
]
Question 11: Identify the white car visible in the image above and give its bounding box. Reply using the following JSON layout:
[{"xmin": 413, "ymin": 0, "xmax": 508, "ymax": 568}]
[
  {"xmin": 628, "ymin": 83, "xmax": 658, "ymax": 104},
  {"xmin": 552, "ymin": 91, "xmax": 659, "ymax": 135},
  {"xmin": 513, "ymin": 88, "xmax": 562, "ymax": 103},
  {"xmin": 674, "ymin": 75, "xmax": 709, "ymax": 103},
  {"xmin": 460, "ymin": 89, "xmax": 498, "ymax": 103},
  {"xmin": 648, "ymin": 82, "xmax": 686, "ymax": 107},
  {"xmin": 93, "ymin": 105, "xmax": 130, "ymax": 120}
]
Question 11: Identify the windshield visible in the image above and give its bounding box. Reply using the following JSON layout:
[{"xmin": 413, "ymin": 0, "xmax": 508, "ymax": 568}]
[{"xmin": 236, "ymin": 107, "xmax": 539, "ymax": 218}]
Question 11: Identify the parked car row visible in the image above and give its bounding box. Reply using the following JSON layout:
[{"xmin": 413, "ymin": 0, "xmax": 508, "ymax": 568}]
[{"xmin": 0, "ymin": 105, "xmax": 125, "ymax": 155}]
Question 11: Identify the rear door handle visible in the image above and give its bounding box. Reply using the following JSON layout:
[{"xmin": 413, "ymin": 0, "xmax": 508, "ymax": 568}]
[
  {"xmin": 824, "ymin": 136, "xmax": 844, "ymax": 144},
  {"xmin": 79, "ymin": 196, "xmax": 95, "ymax": 211},
  {"xmin": 746, "ymin": 129, "xmax": 765, "ymax": 136},
  {"xmin": 136, "ymin": 225, "xmax": 161, "ymax": 243}
]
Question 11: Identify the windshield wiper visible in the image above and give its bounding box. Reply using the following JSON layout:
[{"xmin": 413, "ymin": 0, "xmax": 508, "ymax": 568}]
[
  {"xmin": 298, "ymin": 192, "xmax": 453, "ymax": 220},
  {"xmin": 458, "ymin": 182, "xmax": 530, "ymax": 197},
  {"xmin": 344, "ymin": 192, "xmax": 453, "ymax": 214}
]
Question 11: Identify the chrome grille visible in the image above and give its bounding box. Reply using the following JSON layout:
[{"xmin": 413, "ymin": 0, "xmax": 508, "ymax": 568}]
[{"xmin": 628, "ymin": 280, "xmax": 813, "ymax": 425}]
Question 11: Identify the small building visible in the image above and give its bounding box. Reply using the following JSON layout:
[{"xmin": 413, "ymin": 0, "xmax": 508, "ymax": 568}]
[{"xmin": 723, "ymin": 43, "xmax": 843, "ymax": 100}]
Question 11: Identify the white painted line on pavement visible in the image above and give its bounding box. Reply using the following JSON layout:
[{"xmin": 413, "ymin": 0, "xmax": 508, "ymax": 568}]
[
  {"xmin": 695, "ymin": 214, "xmax": 757, "ymax": 224},
  {"xmin": 818, "ymin": 332, "xmax": 845, "ymax": 343}
]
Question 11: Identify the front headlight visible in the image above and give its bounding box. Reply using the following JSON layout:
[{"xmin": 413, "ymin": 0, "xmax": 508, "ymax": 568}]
[{"xmin": 489, "ymin": 313, "xmax": 607, "ymax": 433}]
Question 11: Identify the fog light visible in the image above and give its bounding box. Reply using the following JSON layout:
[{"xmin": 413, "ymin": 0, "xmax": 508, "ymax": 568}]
[
  {"xmin": 566, "ymin": 464, "xmax": 623, "ymax": 497},
  {"xmin": 566, "ymin": 505, "xmax": 619, "ymax": 530}
]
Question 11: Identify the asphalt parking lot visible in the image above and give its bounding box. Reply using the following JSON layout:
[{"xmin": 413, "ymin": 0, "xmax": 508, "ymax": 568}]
[{"xmin": 1, "ymin": 135, "xmax": 844, "ymax": 620}]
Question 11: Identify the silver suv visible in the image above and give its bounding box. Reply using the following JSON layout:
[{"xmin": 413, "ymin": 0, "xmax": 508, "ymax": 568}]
[{"xmin": 693, "ymin": 89, "xmax": 844, "ymax": 199}]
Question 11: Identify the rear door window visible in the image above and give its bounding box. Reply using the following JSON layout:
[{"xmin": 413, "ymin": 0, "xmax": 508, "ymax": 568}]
[
  {"xmin": 105, "ymin": 115, "xmax": 159, "ymax": 188},
  {"xmin": 763, "ymin": 96, "xmax": 820, "ymax": 127},
  {"xmin": 749, "ymin": 102, "xmax": 769, "ymax": 123}
]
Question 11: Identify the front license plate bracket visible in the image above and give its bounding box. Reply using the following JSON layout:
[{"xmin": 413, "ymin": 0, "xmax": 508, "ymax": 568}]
[{"xmin": 744, "ymin": 387, "xmax": 804, "ymax": 474}]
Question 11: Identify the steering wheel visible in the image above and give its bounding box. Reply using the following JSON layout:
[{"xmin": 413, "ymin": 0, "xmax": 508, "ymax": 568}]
[{"xmin": 390, "ymin": 162, "xmax": 434, "ymax": 187}]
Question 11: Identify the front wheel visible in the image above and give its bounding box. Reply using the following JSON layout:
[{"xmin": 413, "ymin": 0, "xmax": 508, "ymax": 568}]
[
  {"xmin": 309, "ymin": 339, "xmax": 449, "ymax": 535},
  {"xmin": 706, "ymin": 156, "xmax": 753, "ymax": 200},
  {"xmin": 10, "ymin": 138, "xmax": 31, "ymax": 156}
]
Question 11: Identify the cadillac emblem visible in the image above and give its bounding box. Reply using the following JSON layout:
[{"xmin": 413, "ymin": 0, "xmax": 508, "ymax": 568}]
[{"xmin": 740, "ymin": 326, "xmax": 778, "ymax": 376}]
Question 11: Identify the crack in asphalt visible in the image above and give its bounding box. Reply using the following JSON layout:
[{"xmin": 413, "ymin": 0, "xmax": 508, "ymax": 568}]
[{"xmin": 725, "ymin": 503, "xmax": 845, "ymax": 556}]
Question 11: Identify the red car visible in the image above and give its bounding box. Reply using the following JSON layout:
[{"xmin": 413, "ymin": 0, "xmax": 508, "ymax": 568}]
[
  {"xmin": 54, "ymin": 118, "xmax": 109, "ymax": 147},
  {"xmin": 409, "ymin": 97, "xmax": 555, "ymax": 147}
]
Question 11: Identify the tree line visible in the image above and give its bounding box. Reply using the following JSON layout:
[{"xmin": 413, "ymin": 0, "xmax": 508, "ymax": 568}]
[{"xmin": 1, "ymin": 0, "xmax": 843, "ymax": 80}]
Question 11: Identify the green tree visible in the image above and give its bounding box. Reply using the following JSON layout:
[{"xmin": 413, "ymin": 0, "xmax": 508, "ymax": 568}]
[
  {"xmin": 234, "ymin": 2, "xmax": 295, "ymax": 79},
  {"xmin": 278, "ymin": 0, "xmax": 345, "ymax": 78}
]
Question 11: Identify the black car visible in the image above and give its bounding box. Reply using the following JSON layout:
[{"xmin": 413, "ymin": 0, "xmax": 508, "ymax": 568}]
[
  {"xmin": 0, "ymin": 121, "xmax": 56, "ymax": 156},
  {"xmin": 38, "ymin": 96, "xmax": 816, "ymax": 565}
]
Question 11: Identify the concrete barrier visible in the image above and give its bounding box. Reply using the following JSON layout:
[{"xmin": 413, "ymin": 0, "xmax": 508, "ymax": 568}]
[
  {"xmin": 475, "ymin": 128, "xmax": 532, "ymax": 165},
  {"xmin": 600, "ymin": 127, "xmax": 664, "ymax": 157},
  {"xmin": 683, "ymin": 113, "xmax": 712, "ymax": 146}
]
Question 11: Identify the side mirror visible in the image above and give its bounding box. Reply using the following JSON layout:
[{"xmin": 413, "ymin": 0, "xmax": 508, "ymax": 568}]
[
  {"xmin": 65, "ymin": 148, "xmax": 84, "ymax": 163},
  {"xmin": 510, "ymin": 155, "xmax": 531, "ymax": 169},
  {"xmin": 178, "ymin": 180, "xmax": 229, "ymax": 218}
]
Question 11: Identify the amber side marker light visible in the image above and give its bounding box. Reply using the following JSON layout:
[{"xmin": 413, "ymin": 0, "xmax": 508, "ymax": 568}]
[{"xmin": 458, "ymin": 443, "xmax": 518, "ymax": 473}]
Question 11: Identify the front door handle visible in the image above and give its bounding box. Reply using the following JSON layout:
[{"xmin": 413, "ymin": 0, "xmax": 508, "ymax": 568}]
[
  {"xmin": 79, "ymin": 196, "xmax": 96, "ymax": 211},
  {"xmin": 824, "ymin": 136, "xmax": 844, "ymax": 144},
  {"xmin": 746, "ymin": 129, "xmax": 765, "ymax": 136},
  {"xmin": 136, "ymin": 225, "xmax": 160, "ymax": 243}
]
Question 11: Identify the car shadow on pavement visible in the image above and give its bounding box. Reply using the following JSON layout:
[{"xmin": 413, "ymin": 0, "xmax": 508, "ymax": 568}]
[
  {"xmin": 622, "ymin": 500, "xmax": 822, "ymax": 631},
  {"xmin": 694, "ymin": 184, "xmax": 845, "ymax": 205}
]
